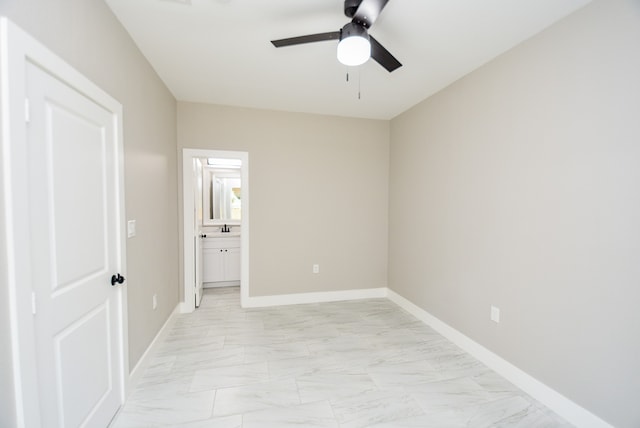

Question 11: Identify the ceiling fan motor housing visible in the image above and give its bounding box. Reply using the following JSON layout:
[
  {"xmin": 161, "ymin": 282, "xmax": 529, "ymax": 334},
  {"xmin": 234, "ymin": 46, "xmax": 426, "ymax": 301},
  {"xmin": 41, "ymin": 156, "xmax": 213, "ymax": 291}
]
[
  {"xmin": 344, "ymin": 0, "xmax": 363, "ymax": 18},
  {"xmin": 340, "ymin": 22, "xmax": 369, "ymax": 42}
]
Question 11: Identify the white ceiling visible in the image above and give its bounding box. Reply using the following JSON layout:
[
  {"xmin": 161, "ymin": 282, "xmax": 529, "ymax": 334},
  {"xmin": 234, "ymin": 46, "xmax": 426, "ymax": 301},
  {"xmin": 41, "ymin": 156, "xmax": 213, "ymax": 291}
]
[{"xmin": 104, "ymin": 0, "xmax": 591, "ymax": 120}]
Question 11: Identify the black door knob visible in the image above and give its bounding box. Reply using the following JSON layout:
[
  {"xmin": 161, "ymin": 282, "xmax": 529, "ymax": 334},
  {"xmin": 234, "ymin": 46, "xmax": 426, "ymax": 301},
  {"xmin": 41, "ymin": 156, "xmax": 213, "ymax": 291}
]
[{"xmin": 111, "ymin": 273, "xmax": 125, "ymax": 286}]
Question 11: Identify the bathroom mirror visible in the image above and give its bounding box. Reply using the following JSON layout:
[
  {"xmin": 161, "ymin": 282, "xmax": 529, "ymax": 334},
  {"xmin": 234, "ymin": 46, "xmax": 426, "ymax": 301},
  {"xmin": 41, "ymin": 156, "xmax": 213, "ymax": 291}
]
[{"xmin": 202, "ymin": 166, "xmax": 241, "ymax": 225}]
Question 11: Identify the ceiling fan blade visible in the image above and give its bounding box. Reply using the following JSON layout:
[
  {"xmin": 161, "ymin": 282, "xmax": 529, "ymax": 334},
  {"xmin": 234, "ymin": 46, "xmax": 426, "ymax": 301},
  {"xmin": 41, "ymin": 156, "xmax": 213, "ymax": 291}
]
[
  {"xmin": 352, "ymin": 0, "xmax": 389, "ymax": 28},
  {"xmin": 369, "ymin": 35, "xmax": 402, "ymax": 72},
  {"xmin": 271, "ymin": 31, "xmax": 340, "ymax": 48}
]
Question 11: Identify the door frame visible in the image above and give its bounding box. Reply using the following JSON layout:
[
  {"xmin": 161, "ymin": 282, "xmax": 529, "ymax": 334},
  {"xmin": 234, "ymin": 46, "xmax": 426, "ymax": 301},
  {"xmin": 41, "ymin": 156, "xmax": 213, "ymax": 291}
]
[
  {"xmin": 0, "ymin": 18, "xmax": 129, "ymax": 427},
  {"xmin": 182, "ymin": 148, "xmax": 249, "ymax": 311}
]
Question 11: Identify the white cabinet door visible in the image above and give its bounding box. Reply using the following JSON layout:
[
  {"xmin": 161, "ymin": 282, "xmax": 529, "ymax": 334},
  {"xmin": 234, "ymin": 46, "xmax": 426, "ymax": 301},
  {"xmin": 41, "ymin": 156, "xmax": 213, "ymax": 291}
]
[
  {"xmin": 26, "ymin": 59, "xmax": 124, "ymax": 427},
  {"xmin": 225, "ymin": 247, "xmax": 241, "ymax": 281}
]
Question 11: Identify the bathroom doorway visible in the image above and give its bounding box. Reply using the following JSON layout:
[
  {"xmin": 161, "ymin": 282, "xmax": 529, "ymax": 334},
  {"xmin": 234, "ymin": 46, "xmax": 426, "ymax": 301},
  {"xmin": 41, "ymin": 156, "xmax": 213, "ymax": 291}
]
[{"xmin": 182, "ymin": 149, "xmax": 249, "ymax": 311}]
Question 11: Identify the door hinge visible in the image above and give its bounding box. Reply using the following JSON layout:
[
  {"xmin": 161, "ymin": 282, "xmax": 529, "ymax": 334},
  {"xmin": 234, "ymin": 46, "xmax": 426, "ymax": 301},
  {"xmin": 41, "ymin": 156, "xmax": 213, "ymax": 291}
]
[
  {"xmin": 31, "ymin": 291, "xmax": 36, "ymax": 315},
  {"xmin": 25, "ymin": 98, "xmax": 30, "ymax": 123}
]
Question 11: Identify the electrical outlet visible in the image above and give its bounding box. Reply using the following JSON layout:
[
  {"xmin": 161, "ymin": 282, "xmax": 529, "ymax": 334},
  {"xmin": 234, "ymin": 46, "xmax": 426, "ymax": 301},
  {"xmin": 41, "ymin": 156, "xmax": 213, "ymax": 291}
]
[
  {"xmin": 491, "ymin": 305, "xmax": 500, "ymax": 323},
  {"xmin": 313, "ymin": 264, "xmax": 320, "ymax": 274},
  {"xmin": 153, "ymin": 294, "xmax": 158, "ymax": 310}
]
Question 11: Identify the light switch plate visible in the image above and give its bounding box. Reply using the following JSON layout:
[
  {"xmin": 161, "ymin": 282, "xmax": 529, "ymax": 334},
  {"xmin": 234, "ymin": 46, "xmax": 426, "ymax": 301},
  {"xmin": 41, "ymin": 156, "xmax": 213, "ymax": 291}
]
[
  {"xmin": 491, "ymin": 305, "xmax": 500, "ymax": 323},
  {"xmin": 127, "ymin": 220, "xmax": 136, "ymax": 238}
]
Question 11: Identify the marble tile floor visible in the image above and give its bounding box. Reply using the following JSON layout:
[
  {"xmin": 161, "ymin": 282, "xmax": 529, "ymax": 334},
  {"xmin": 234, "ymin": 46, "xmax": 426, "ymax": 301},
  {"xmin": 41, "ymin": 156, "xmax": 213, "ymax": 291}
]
[{"xmin": 111, "ymin": 287, "xmax": 572, "ymax": 428}]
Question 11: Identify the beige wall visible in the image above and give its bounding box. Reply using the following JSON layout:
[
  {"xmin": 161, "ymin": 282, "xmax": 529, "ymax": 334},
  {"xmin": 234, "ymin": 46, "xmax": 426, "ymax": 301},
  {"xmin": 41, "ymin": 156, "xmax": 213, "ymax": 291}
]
[
  {"xmin": 178, "ymin": 102, "xmax": 389, "ymax": 298},
  {"xmin": 0, "ymin": 2, "xmax": 179, "ymax": 425},
  {"xmin": 388, "ymin": 1, "xmax": 640, "ymax": 427}
]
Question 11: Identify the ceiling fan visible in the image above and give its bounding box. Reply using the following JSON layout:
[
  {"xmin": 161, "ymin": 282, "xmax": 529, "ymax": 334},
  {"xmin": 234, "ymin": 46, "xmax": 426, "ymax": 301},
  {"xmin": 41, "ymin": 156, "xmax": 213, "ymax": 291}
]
[{"xmin": 270, "ymin": 0, "xmax": 402, "ymax": 72}]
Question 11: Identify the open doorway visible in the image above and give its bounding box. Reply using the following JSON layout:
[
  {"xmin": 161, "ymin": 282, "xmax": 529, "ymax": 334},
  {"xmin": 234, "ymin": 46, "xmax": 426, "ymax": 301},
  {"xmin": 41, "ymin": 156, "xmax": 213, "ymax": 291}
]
[{"xmin": 182, "ymin": 149, "xmax": 249, "ymax": 311}]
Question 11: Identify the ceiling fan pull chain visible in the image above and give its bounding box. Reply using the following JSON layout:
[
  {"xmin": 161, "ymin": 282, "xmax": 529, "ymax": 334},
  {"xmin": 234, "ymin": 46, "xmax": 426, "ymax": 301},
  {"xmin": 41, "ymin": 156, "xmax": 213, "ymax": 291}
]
[{"xmin": 358, "ymin": 68, "xmax": 362, "ymax": 100}]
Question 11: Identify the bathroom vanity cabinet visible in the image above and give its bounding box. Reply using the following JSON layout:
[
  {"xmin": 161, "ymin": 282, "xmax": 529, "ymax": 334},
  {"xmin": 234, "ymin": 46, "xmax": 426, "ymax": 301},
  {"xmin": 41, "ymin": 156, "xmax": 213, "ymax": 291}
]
[{"xmin": 202, "ymin": 236, "xmax": 240, "ymax": 285}]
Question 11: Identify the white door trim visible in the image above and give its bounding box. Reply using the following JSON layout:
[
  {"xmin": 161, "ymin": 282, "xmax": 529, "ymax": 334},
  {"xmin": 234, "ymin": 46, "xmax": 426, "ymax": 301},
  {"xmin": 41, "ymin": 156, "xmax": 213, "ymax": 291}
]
[
  {"xmin": 0, "ymin": 17, "xmax": 129, "ymax": 427},
  {"xmin": 182, "ymin": 149, "xmax": 249, "ymax": 312}
]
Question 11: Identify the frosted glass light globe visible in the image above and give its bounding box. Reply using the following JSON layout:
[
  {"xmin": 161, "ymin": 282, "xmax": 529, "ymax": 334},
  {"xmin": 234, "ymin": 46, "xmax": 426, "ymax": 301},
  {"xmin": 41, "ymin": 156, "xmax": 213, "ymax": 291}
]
[{"xmin": 337, "ymin": 35, "xmax": 371, "ymax": 66}]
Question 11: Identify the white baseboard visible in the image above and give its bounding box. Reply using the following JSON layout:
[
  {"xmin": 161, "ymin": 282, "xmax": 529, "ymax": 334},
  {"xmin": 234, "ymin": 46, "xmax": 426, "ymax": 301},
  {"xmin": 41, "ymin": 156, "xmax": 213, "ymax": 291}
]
[
  {"xmin": 127, "ymin": 303, "xmax": 180, "ymax": 392},
  {"xmin": 386, "ymin": 289, "xmax": 612, "ymax": 428},
  {"xmin": 242, "ymin": 287, "xmax": 388, "ymax": 308}
]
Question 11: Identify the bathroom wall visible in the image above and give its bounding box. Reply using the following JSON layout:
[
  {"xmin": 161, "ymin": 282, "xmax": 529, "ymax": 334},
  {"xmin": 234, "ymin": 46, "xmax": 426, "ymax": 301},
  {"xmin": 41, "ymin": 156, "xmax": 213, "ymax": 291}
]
[
  {"xmin": 388, "ymin": 1, "xmax": 640, "ymax": 426},
  {"xmin": 178, "ymin": 102, "xmax": 390, "ymax": 298}
]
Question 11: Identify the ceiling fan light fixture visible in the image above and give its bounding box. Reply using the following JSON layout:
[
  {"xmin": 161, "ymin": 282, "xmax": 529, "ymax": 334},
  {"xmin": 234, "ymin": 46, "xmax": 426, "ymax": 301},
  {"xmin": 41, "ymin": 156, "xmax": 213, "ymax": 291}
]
[{"xmin": 337, "ymin": 23, "xmax": 370, "ymax": 66}]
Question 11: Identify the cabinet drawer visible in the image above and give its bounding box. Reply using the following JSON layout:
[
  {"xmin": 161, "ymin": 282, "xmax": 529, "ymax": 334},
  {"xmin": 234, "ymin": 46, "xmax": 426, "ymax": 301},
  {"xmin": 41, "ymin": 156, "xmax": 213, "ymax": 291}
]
[{"xmin": 202, "ymin": 236, "xmax": 240, "ymax": 249}]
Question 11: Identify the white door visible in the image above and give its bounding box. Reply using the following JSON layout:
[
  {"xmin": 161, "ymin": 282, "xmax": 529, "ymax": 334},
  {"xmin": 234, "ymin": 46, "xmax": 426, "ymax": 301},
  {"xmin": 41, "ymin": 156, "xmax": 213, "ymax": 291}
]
[
  {"xmin": 194, "ymin": 158, "xmax": 204, "ymax": 307},
  {"xmin": 25, "ymin": 59, "xmax": 124, "ymax": 426}
]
